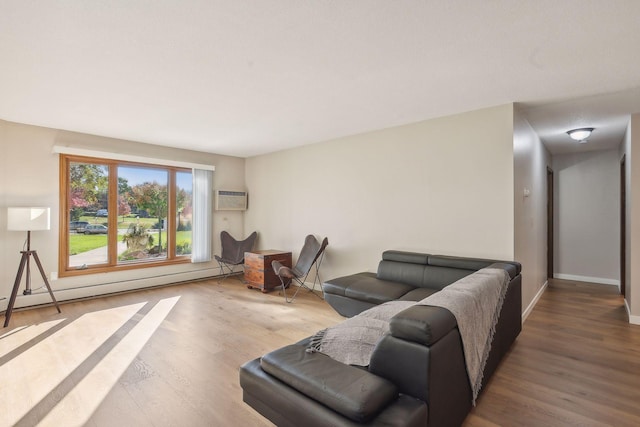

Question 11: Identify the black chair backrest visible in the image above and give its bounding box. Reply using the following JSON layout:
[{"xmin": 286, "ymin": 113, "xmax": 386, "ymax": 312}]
[
  {"xmin": 294, "ymin": 235, "xmax": 329, "ymax": 275},
  {"xmin": 220, "ymin": 231, "xmax": 258, "ymax": 264}
]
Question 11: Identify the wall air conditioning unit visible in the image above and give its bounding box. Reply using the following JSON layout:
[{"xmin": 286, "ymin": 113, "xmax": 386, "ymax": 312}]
[{"xmin": 215, "ymin": 190, "xmax": 248, "ymax": 211}]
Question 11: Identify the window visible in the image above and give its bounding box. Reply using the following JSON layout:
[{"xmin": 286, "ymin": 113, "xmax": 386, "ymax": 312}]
[{"xmin": 60, "ymin": 155, "xmax": 194, "ymax": 276}]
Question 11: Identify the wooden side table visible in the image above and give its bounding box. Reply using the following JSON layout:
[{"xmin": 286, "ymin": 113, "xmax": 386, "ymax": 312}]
[{"xmin": 244, "ymin": 249, "xmax": 292, "ymax": 293}]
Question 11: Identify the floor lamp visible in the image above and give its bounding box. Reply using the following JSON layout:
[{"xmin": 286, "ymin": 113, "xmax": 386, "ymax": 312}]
[{"xmin": 4, "ymin": 207, "xmax": 61, "ymax": 328}]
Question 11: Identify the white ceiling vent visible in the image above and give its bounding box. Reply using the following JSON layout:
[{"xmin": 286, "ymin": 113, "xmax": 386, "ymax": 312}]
[{"xmin": 215, "ymin": 190, "xmax": 248, "ymax": 211}]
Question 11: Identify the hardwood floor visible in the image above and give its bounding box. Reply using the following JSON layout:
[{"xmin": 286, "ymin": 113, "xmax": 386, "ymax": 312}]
[
  {"xmin": 465, "ymin": 279, "xmax": 640, "ymax": 427},
  {"xmin": 1, "ymin": 277, "xmax": 639, "ymax": 426},
  {"xmin": 0, "ymin": 277, "xmax": 343, "ymax": 427}
]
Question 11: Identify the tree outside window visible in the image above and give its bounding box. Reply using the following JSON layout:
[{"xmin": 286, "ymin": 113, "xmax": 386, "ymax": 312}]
[{"xmin": 61, "ymin": 155, "xmax": 193, "ymax": 275}]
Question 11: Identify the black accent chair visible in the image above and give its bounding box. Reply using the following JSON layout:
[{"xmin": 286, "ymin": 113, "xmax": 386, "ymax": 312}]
[
  {"xmin": 272, "ymin": 235, "xmax": 328, "ymax": 303},
  {"xmin": 214, "ymin": 231, "xmax": 258, "ymax": 283}
]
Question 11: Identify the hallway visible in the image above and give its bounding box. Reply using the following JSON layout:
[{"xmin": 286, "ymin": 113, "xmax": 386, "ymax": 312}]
[{"xmin": 466, "ymin": 279, "xmax": 640, "ymax": 426}]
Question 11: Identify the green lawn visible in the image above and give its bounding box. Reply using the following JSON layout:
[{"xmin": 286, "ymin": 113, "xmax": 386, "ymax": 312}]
[
  {"xmin": 69, "ymin": 229, "xmax": 191, "ymax": 255},
  {"xmin": 69, "ymin": 234, "xmax": 108, "ymax": 255},
  {"xmin": 176, "ymin": 230, "xmax": 191, "ymax": 243},
  {"xmin": 146, "ymin": 230, "xmax": 192, "ymax": 254}
]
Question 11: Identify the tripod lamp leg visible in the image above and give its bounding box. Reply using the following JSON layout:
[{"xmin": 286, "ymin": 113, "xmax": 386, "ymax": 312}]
[{"xmin": 4, "ymin": 254, "xmax": 28, "ymax": 328}]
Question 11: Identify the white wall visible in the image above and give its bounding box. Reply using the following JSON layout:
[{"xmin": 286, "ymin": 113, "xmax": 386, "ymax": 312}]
[
  {"xmin": 0, "ymin": 119, "xmax": 245, "ymax": 310},
  {"xmin": 620, "ymin": 113, "xmax": 640, "ymax": 323},
  {"xmin": 244, "ymin": 104, "xmax": 515, "ymax": 281},
  {"xmin": 552, "ymin": 149, "xmax": 620, "ymax": 285},
  {"xmin": 513, "ymin": 109, "xmax": 552, "ymax": 318}
]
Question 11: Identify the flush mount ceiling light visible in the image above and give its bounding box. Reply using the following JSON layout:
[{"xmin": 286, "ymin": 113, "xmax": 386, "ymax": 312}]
[{"xmin": 567, "ymin": 127, "xmax": 594, "ymax": 143}]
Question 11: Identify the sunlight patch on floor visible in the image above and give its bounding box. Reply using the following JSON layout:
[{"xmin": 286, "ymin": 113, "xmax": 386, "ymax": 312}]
[
  {"xmin": 37, "ymin": 296, "xmax": 180, "ymax": 427},
  {"xmin": 0, "ymin": 319, "xmax": 66, "ymax": 358},
  {"xmin": 0, "ymin": 302, "xmax": 146, "ymax": 426}
]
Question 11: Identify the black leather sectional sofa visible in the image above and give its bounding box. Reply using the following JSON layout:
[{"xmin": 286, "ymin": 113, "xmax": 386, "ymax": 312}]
[{"xmin": 240, "ymin": 251, "xmax": 522, "ymax": 427}]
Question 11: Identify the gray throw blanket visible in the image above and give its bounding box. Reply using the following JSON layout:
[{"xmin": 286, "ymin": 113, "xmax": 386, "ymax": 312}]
[
  {"xmin": 307, "ymin": 267, "xmax": 510, "ymax": 405},
  {"xmin": 420, "ymin": 268, "xmax": 510, "ymax": 404},
  {"xmin": 307, "ymin": 300, "xmax": 416, "ymax": 366}
]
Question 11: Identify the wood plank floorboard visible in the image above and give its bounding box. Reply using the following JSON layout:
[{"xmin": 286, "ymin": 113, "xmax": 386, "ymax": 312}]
[
  {"xmin": 465, "ymin": 278, "xmax": 640, "ymax": 427},
  {"xmin": 1, "ymin": 276, "xmax": 639, "ymax": 426}
]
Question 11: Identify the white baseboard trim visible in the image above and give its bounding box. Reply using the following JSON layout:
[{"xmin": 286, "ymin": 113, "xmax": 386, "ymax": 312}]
[
  {"xmin": 624, "ymin": 299, "xmax": 640, "ymax": 325},
  {"xmin": 522, "ymin": 280, "xmax": 548, "ymax": 323},
  {"xmin": 1, "ymin": 267, "xmax": 220, "ymax": 312},
  {"xmin": 553, "ymin": 273, "xmax": 619, "ymax": 287}
]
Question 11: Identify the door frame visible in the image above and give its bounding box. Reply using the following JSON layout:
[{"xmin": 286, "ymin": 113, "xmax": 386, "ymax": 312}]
[
  {"xmin": 620, "ymin": 155, "xmax": 626, "ymax": 297},
  {"xmin": 547, "ymin": 167, "xmax": 554, "ymax": 279}
]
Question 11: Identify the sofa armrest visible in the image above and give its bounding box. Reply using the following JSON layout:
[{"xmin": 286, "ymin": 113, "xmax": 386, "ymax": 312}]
[
  {"xmin": 389, "ymin": 305, "xmax": 457, "ymax": 345},
  {"xmin": 260, "ymin": 344, "xmax": 398, "ymax": 423},
  {"xmin": 487, "ymin": 262, "xmax": 519, "ymax": 279}
]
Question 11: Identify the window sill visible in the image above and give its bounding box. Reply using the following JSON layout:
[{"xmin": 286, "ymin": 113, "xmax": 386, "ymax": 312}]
[{"xmin": 59, "ymin": 257, "xmax": 193, "ymax": 278}]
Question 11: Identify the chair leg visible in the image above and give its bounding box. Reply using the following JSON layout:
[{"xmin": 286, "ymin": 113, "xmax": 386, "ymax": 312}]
[
  {"xmin": 286, "ymin": 278, "xmax": 306, "ymax": 303},
  {"xmin": 216, "ymin": 260, "xmax": 227, "ymax": 283},
  {"xmin": 217, "ymin": 261, "xmax": 237, "ymax": 284},
  {"xmin": 277, "ymin": 275, "xmax": 307, "ymax": 304},
  {"xmin": 304, "ymin": 276, "xmax": 323, "ymax": 299},
  {"xmin": 287, "ymin": 255, "xmax": 326, "ymax": 300},
  {"xmin": 293, "ymin": 270, "xmax": 323, "ymax": 300},
  {"xmin": 312, "ymin": 252, "xmax": 326, "ymax": 299},
  {"xmin": 311, "ymin": 263, "xmax": 325, "ymax": 299},
  {"xmin": 277, "ymin": 276, "xmax": 290, "ymax": 303},
  {"xmin": 277, "ymin": 255, "xmax": 326, "ymax": 303},
  {"xmin": 305, "ymin": 279, "xmax": 324, "ymax": 300}
]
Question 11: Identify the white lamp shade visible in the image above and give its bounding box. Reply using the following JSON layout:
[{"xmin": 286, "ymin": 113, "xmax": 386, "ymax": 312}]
[{"xmin": 7, "ymin": 207, "xmax": 51, "ymax": 231}]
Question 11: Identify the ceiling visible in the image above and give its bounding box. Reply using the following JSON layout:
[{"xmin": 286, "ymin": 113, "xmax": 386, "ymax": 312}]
[{"xmin": 1, "ymin": 1, "xmax": 640, "ymax": 158}]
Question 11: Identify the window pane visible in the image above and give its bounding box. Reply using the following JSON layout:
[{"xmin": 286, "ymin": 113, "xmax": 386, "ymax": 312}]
[
  {"xmin": 176, "ymin": 171, "xmax": 193, "ymax": 256},
  {"xmin": 117, "ymin": 166, "xmax": 168, "ymax": 263},
  {"xmin": 61, "ymin": 156, "xmax": 199, "ymax": 276},
  {"xmin": 68, "ymin": 162, "xmax": 109, "ymax": 268}
]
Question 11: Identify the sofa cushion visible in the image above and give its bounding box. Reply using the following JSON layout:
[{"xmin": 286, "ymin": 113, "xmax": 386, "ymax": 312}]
[
  {"xmin": 382, "ymin": 250, "xmax": 429, "ymax": 264},
  {"xmin": 428, "ymin": 255, "xmax": 522, "ymax": 277},
  {"xmin": 260, "ymin": 344, "xmax": 398, "ymax": 423},
  {"xmin": 398, "ymin": 287, "xmax": 439, "ymax": 301},
  {"xmin": 390, "ymin": 305, "xmax": 457, "ymax": 346},
  {"xmin": 344, "ymin": 278, "xmax": 415, "ymax": 305},
  {"xmin": 377, "ymin": 260, "xmax": 426, "ymax": 287},
  {"xmin": 421, "ymin": 266, "xmax": 474, "ymax": 290},
  {"xmin": 324, "ymin": 272, "xmax": 415, "ymax": 304},
  {"xmin": 241, "ymin": 357, "xmax": 428, "ymax": 427},
  {"xmin": 324, "ymin": 294, "xmax": 378, "ymax": 318},
  {"xmin": 322, "ymin": 272, "xmax": 377, "ymax": 297},
  {"xmin": 428, "ymin": 255, "xmax": 494, "ymax": 271}
]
